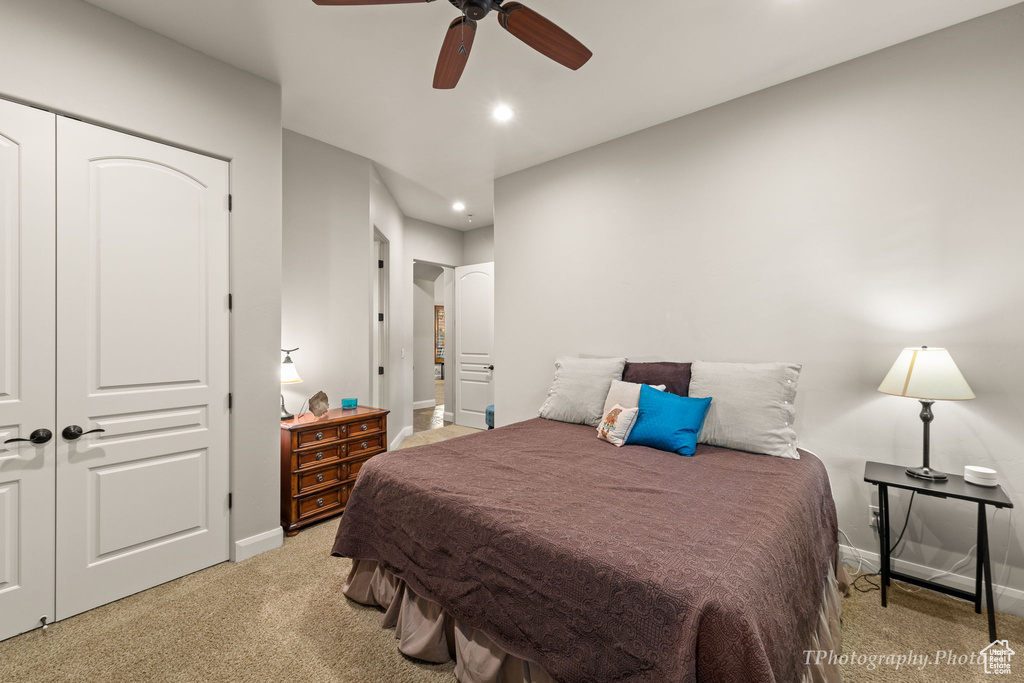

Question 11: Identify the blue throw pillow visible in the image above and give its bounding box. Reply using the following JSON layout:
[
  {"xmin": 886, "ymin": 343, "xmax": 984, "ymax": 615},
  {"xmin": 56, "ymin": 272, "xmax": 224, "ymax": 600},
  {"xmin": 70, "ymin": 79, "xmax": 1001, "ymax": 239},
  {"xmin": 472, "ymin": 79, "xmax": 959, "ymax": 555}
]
[{"xmin": 626, "ymin": 384, "xmax": 712, "ymax": 456}]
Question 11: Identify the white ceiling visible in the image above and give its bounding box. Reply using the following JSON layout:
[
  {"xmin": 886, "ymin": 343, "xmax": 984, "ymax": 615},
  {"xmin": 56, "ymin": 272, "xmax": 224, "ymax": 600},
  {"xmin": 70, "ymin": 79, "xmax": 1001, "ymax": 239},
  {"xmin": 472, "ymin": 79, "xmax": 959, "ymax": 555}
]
[{"xmin": 85, "ymin": 0, "xmax": 1020, "ymax": 230}]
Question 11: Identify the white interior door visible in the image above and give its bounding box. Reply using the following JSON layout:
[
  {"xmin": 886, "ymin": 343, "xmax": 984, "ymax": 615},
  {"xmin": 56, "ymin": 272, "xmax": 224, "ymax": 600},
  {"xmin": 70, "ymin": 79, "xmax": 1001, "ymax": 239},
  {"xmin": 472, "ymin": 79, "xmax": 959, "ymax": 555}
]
[
  {"xmin": 454, "ymin": 263, "xmax": 494, "ymax": 429},
  {"xmin": 0, "ymin": 99, "xmax": 57, "ymax": 640},
  {"xmin": 55, "ymin": 118, "xmax": 230, "ymax": 619}
]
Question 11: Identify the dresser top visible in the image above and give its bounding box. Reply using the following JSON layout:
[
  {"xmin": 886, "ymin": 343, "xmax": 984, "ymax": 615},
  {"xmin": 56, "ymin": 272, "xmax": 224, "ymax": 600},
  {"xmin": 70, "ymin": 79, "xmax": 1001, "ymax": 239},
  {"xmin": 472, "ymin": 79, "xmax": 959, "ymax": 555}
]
[{"xmin": 281, "ymin": 406, "xmax": 389, "ymax": 431}]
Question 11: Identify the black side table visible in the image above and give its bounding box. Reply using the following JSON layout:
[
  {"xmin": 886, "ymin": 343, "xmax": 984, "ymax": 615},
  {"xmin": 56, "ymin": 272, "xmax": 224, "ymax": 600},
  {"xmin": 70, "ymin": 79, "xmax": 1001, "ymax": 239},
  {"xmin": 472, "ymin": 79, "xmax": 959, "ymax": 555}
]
[{"xmin": 864, "ymin": 461, "xmax": 1013, "ymax": 642}]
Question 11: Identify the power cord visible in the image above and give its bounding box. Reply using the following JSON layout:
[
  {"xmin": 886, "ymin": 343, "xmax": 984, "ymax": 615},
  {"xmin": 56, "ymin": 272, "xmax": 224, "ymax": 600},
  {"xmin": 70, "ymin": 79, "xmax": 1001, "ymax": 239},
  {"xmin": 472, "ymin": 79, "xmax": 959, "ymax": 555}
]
[{"xmin": 847, "ymin": 492, "xmax": 917, "ymax": 593}]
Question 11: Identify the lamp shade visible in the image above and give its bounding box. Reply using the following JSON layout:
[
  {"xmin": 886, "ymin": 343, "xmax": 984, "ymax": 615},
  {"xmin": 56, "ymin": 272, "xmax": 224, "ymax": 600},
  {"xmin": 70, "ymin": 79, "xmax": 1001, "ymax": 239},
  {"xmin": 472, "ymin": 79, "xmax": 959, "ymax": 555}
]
[
  {"xmin": 281, "ymin": 350, "xmax": 303, "ymax": 385},
  {"xmin": 878, "ymin": 347, "xmax": 974, "ymax": 401}
]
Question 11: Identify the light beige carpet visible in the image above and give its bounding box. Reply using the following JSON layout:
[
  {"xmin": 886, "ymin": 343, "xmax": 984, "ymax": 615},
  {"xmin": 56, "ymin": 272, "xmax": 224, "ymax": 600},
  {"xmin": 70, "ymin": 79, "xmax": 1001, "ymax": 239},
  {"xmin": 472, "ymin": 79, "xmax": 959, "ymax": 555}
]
[
  {"xmin": 1, "ymin": 425, "xmax": 1020, "ymax": 682},
  {"xmin": 840, "ymin": 574, "xmax": 1023, "ymax": 682},
  {"xmin": 402, "ymin": 424, "xmax": 480, "ymax": 448}
]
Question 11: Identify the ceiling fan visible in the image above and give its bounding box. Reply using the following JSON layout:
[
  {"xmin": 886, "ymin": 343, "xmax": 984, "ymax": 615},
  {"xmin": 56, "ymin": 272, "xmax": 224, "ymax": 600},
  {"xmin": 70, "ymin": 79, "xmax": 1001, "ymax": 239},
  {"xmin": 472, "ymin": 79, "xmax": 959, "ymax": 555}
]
[{"xmin": 312, "ymin": 0, "xmax": 593, "ymax": 89}]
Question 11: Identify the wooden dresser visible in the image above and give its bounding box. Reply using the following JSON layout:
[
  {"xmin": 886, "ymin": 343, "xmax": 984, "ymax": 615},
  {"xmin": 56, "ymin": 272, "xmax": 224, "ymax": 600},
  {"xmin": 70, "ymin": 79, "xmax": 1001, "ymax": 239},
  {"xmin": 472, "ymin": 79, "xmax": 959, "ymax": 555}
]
[{"xmin": 280, "ymin": 406, "xmax": 389, "ymax": 536}]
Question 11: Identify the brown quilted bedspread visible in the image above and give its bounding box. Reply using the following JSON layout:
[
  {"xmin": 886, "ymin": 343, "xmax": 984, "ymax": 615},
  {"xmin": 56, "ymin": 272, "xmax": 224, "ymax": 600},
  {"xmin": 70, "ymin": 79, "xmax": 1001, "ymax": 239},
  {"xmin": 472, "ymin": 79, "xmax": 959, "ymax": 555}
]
[{"xmin": 332, "ymin": 418, "xmax": 837, "ymax": 683}]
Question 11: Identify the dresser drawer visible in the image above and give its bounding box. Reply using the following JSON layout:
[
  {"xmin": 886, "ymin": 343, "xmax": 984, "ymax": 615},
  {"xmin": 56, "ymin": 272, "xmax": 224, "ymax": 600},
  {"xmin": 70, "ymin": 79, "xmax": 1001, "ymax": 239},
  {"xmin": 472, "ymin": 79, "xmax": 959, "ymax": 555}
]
[
  {"xmin": 343, "ymin": 454, "xmax": 376, "ymax": 482},
  {"xmin": 349, "ymin": 415, "xmax": 384, "ymax": 437},
  {"xmin": 296, "ymin": 424, "xmax": 348, "ymax": 447},
  {"xmin": 346, "ymin": 433, "xmax": 385, "ymax": 456},
  {"xmin": 297, "ymin": 484, "xmax": 350, "ymax": 521},
  {"xmin": 295, "ymin": 443, "xmax": 347, "ymax": 469},
  {"xmin": 297, "ymin": 462, "xmax": 347, "ymax": 494}
]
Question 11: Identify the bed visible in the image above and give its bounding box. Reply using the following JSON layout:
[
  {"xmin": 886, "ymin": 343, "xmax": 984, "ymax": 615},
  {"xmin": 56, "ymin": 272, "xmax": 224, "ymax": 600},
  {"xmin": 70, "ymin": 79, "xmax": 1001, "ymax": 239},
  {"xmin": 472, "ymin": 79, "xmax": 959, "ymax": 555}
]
[{"xmin": 332, "ymin": 417, "xmax": 842, "ymax": 683}]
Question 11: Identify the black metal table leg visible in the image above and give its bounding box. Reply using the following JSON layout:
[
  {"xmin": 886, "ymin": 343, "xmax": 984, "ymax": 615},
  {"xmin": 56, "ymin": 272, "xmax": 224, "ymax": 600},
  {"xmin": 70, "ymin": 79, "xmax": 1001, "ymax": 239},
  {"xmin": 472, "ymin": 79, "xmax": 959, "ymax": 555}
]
[
  {"xmin": 976, "ymin": 504, "xmax": 984, "ymax": 614},
  {"xmin": 880, "ymin": 484, "xmax": 890, "ymax": 606},
  {"xmin": 979, "ymin": 503, "xmax": 997, "ymax": 642}
]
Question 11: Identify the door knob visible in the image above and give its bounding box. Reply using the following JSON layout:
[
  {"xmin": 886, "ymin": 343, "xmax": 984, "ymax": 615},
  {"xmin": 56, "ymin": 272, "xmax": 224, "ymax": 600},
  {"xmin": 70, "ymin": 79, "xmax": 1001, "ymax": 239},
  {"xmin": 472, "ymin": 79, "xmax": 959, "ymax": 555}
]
[
  {"xmin": 4, "ymin": 428, "xmax": 53, "ymax": 445},
  {"xmin": 62, "ymin": 425, "xmax": 106, "ymax": 441},
  {"xmin": 487, "ymin": 365, "xmax": 494, "ymax": 371}
]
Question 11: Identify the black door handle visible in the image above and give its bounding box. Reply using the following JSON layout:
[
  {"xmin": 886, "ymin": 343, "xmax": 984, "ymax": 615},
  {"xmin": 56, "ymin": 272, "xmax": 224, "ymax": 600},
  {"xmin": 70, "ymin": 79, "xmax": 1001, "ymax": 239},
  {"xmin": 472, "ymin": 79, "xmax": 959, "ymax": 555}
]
[
  {"xmin": 4, "ymin": 428, "xmax": 53, "ymax": 445},
  {"xmin": 487, "ymin": 365, "xmax": 494, "ymax": 371},
  {"xmin": 62, "ymin": 425, "xmax": 106, "ymax": 441}
]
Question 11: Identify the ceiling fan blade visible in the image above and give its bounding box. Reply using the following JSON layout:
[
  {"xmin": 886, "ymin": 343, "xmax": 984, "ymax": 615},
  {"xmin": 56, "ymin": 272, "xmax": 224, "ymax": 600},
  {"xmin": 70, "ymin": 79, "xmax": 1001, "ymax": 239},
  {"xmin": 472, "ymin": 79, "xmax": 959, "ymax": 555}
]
[
  {"xmin": 498, "ymin": 2, "xmax": 592, "ymax": 71},
  {"xmin": 312, "ymin": 0, "xmax": 433, "ymax": 6},
  {"xmin": 433, "ymin": 17, "xmax": 477, "ymax": 90}
]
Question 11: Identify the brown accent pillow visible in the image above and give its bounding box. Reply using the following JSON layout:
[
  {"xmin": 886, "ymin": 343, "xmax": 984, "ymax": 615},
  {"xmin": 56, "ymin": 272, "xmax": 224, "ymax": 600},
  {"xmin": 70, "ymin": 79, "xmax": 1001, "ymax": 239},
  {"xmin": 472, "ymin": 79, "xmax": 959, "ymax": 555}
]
[{"xmin": 622, "ymin": 361, "xmax": 692, "ymax": 397}]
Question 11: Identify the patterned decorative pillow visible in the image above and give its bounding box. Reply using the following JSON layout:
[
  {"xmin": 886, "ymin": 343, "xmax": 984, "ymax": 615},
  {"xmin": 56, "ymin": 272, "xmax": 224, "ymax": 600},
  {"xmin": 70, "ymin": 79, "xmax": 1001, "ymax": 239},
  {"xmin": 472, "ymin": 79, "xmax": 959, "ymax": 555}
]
[
  {"xmin": 597, "ymin": 403, "xmax": 639, "ymax": 447},
  {"xmin": 602, "ymin": 379, "xmax": 666, "ymax": 417}
]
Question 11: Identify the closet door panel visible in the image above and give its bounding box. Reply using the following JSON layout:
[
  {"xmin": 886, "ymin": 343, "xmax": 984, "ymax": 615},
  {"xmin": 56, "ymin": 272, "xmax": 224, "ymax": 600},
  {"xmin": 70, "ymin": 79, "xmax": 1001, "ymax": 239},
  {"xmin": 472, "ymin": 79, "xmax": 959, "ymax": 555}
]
[
  {"xmin": 0, "ymin": 99, "xmax": 56, "ymax": 641},
  {"xmin": 55, "ymin": 118, "xmax": 230, "ymax": 620}
]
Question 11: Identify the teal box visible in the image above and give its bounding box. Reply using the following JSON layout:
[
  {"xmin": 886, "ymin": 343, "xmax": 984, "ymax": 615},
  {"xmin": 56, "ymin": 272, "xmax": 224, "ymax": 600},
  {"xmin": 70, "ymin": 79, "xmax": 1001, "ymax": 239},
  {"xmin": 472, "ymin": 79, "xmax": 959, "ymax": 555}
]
[{"xmin": 341, "ymin": 398, "xmax": 358, "ymax": 410}]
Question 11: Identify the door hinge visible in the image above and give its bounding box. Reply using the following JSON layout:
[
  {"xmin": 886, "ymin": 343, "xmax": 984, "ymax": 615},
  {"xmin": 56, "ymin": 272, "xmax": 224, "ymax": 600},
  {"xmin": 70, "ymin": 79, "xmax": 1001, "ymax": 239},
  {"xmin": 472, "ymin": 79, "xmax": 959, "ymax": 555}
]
[
  {"xmin": 378, "ymin": 366, "xmax": 385, "ymax": 376},
  {"xmin": 228, "ymin": 194, "xmax": 233, "ymax": 212},
  {"xmin": 228, "ymin": 393, "xmax": 233, "ymax": 410},
  {"xmin": 228, "ymin": 493, "xmax": 233, "ymax": 509},
  {"xmin": 228, "ymin": 294, "xmax": 233, "ymax": 311},
  {"xmin": 378, "ymin": 313, "xmax": 384, "ymax": 322},
  {"xmin": 378, "ymin": 259, "xmax": 384, "ymax": 269}
]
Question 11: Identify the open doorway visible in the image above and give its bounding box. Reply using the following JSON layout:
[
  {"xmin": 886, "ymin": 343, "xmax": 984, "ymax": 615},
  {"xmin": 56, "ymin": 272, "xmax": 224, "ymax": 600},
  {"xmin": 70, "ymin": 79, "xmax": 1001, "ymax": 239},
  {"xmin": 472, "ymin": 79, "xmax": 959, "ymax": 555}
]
[{"xmin": 413, "ymin": 261, "xmax": 453, "ymax": 433}]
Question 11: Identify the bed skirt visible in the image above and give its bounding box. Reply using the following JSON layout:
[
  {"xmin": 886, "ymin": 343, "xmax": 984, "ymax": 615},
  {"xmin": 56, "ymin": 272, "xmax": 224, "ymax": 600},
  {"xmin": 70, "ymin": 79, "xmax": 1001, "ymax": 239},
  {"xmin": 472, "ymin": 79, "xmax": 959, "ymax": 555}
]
[{"xmin": 343, "ymin": 559, "xmax": 845, "ymax": 683}]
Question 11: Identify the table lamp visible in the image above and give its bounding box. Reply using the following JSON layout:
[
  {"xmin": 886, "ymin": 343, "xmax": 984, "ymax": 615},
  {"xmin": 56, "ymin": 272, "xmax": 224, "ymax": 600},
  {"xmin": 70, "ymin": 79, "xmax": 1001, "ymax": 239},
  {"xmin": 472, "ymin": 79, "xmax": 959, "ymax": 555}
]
[
  {"xmin": 878, "ymin": 346, "xmax": 975, "ymax": 481},
  {"xmin": 281, "ymin": 347, "xmax": 303, "ymax": 421}
]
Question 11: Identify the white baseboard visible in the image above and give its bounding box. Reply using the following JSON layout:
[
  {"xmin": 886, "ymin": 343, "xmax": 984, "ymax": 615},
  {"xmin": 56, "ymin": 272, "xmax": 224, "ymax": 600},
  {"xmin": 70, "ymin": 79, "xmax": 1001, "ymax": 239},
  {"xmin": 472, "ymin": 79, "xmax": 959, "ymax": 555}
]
[
  {"xmin": 390, "ymin": 425, "xmax": 413, "ymax": 451},
  {"xmin": 232, "ymin": 526, "xmax": 283, "ymax": 562},
  {"xmin": 444, "ymin": 411, "xmax": 454, "ymax": 423},
  {"xmin": 413, "ymin": 399, "xmax": 436, "ymax": 410},
  {"xmin": 839, "ymin": 543, "xmax": 1024, "ymax": 618}
]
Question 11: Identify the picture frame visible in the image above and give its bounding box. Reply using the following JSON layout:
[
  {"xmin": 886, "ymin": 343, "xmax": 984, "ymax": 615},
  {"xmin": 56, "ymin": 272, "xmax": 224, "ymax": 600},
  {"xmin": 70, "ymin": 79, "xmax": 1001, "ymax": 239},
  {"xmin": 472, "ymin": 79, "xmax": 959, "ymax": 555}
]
[{"xmin": 434, "ymin": 305, "xmax": 445, "ymax": 364}]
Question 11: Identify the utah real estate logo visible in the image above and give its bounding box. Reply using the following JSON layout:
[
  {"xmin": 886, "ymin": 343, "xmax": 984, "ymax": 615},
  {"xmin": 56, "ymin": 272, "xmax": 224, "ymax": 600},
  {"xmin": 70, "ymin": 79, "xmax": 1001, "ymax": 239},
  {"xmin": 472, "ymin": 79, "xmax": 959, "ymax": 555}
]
[{"xmin": 981, "ymin": 640, "xmax": 1014, "ymax": 675}]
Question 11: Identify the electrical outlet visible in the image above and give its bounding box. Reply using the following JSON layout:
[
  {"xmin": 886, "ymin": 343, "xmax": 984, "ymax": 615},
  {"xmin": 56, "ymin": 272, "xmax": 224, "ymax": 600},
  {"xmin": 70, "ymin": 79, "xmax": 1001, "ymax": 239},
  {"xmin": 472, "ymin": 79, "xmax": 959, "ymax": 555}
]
[{"xmin": 869, "ymin": 505, "xmax": 880, "ymax": 528}]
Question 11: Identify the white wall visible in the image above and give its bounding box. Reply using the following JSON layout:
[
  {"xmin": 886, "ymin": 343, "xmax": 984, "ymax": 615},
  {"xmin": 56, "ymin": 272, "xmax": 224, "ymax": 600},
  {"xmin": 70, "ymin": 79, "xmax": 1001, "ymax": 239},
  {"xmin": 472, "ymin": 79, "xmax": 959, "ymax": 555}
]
[
  {"xmin": 282, "ymin": 130, "xmax": 371, "ymax": 413},
  {"xmin": 1, "ymin": 0, "xmax": 283, "ymax": 558},
  {"xmin": 495, "ymin": 7, "xmax": 1024, "ymax": 611},
  {"xmin": 463, "ymin": 225, "xmax": 495, "ymax": 264},
  {"xmin": 283, "ymin": 134, "xmax": 465, "ymax": 447},
  {"xmin": 412, "ymin": 279, "xmax": 435, "ymax": 406}
]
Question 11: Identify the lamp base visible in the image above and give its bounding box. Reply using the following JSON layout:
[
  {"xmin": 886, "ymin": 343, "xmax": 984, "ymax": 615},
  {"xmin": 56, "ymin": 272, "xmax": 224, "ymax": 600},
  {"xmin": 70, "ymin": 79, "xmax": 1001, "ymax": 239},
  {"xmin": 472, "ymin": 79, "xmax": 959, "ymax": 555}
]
[
  {"xmin": 906, "ymin": 466, "xmax": 948, "ymax": 482},
  {"xmin": 280, "ymin": 394, "xmax": 294, "ymax": 422}
]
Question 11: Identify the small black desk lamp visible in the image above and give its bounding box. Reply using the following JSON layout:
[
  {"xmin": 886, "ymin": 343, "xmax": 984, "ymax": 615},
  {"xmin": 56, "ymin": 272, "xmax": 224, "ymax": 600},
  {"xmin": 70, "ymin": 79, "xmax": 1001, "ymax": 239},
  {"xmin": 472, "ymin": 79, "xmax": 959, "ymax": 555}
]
[{"xmin": 877, "ymin": 346, "xmax": 975, "ymax": 481}]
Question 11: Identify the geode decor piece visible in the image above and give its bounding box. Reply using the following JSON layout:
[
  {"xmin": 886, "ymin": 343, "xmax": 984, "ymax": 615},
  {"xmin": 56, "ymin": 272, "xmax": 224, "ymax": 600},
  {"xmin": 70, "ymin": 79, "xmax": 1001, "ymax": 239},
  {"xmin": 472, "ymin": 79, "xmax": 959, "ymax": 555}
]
[{"xmin": 309, "ymin": 391, "xmax": 329, "ymax": 418}]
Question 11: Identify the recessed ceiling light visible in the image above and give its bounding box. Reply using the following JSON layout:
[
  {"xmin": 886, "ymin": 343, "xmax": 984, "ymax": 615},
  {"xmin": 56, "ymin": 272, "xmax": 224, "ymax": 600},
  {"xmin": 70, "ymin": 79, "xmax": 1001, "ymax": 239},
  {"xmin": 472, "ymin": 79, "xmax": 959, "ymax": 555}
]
[
  {"xmin": 452, "ymin": 201, "xmax": 466, "ymax": 212},
  {"xmin": 492, "ymin": 104, "xmax": 515, "ymax": 123}
]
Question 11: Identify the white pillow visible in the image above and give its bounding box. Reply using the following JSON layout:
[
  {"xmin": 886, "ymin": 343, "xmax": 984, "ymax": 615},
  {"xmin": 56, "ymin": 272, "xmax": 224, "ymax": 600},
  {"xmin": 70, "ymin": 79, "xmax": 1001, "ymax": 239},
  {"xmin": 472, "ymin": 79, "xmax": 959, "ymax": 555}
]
[
  {"xmin": 603, "ymin": 379, "xmax": 666, "ymax": 417},
  {"xmin": 539, "ymin": 356, "xmax": 627, "ymax": 427},
  {"xmin": 597, "ymin": 404, "xmax": 639, "ymax": 447},
  {"xmin": 688, "ymin": 361, "xmax": 801, "ymax": 459}
]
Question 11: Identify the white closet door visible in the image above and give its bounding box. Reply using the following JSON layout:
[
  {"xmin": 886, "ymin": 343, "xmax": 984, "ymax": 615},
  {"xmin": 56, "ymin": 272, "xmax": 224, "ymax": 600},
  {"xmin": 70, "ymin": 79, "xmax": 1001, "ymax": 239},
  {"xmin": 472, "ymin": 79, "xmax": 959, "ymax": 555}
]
[
  {"xmin": 0, "ymin": 100, "xmax": 57, "ymax": 640},
  {"xmin": 55, "ymin": 118, "xmax": 230, "ymax": 619},
  {"xmin": 454, "ymin": 263, "xmax": 494, "ymax": 429}
]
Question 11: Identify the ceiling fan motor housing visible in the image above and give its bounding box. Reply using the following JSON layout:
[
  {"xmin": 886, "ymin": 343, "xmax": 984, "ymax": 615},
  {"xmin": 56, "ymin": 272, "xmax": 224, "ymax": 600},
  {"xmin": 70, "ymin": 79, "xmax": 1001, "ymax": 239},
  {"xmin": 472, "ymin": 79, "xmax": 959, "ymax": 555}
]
[{"xmin": 452, "ymin": 0, "xmax": 496, "ymax": 21}]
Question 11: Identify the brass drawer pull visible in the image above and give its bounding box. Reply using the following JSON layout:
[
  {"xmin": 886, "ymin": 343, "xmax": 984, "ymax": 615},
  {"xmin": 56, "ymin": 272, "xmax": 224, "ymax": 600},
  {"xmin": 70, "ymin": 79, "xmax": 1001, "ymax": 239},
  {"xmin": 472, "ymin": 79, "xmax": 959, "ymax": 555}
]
[
  {"xmin": 315, "ymin": 432, "xmax": 324, "ymax": 441},
  {"xmin": 341, "ymin": 426, "xmax": 347, "ymax": 433},
  {"xmin": 361, "ymin": 423, "xmax": 368, "ymax": 431},
  {"xmin": 316, "ymin": 473, "xmax": 324, "ymax": 483},
  {"xmin": 361, "ymin": 441, "xmax": 368, "ymax": 449},
  {"xmin": 316, "ymin": 498, "xmax": 324, "ymax": 507},
  {"xmin": 315, "ymin": 452, "xmax": 324, "ymax": 461}
]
